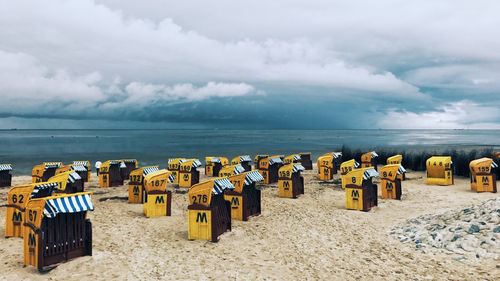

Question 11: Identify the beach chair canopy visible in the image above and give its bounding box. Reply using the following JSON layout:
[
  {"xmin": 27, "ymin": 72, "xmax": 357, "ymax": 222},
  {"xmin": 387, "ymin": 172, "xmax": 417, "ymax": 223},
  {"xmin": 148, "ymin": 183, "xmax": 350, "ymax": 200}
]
[
  {"xmin": 168, "ymin": 158, "xmax": 187, "ymax": 170},
  {"xmin": 121, "ymin": 159, "xmax": 138, "ymax": 165},
  {"xmin": 31, "ymin": 182, "xmax": 60, "ymax": 198},
  {"xmin": 40, "ymin": 192, "xmax": 94, "ymax": 219},
  {"xmin": 269, "ymin": 156, "xmax": 284, "ymax": 165},
  {"xmin": 48, "ymin": 171, "xmax": 81, "ymax": 191},
  {"xmin": 180, "ymin": 159, "xmax": 202, "ymax": 172},
  {"xmin": 70, "ymin": 164, "xmax": 88, "ymax": 172},
  {"xmin": 73, "ymin": 161, "xmax": 90, "ymax": 168},
  {"xmin": 231, "ymin": 155, "xmax": 252, "ymax": 165},
  {"xmin": 279, "ymin": 163, "xmax": 305, "ymax": 179},
  {"xmin": 284, "ymin": 154, "xmax": 301, "ymax": 164},
  {"xmin": 346, "ymin": 167, "xmax": 379, "ymax": 186},
  {"xmin": 144, "ymin": 169, "xmax": 175, "ymax": 193},
  {"xmin": 361, "ymin": 151, "xmax": 378, "ymax": 162},
  {"xmin": 0, "ymin": 164, "xmax": 13, "ymax": 171},
  {"xmin": 219, "ymin": 164, "xmax": 246, "ymax": 177},
  {"xmin": 324, "ymin": 152, "xmax": 342, "ymax": 159},
  {"xmin": 43, "ymin": 162, "xmax": 63, "ymax": 169},
  {"xmin": 380, "ymin": 164, "xmax": 405, "ymax": 180},
  {"xmin": 227, "ymin": 170, "xmax": 264, "ymax": 193},
  {"xmin": 205, "ymin": 157, "xmax": 229, "ymax": 165},
  {"xmin": 426, "ymin": 156, "xmax": 452, "ymax": 177},
  {"xmin": 387, "ymin": 155, "xmax": 403, "ymax": 165},
  {"xmin": 188, "ymin": 178, "xmax": 235, "ymax": 207},
  {"xmin": 340, "ymin": 159, "xmax": 360, "ymax": 174},
  {"xmin": 469, "ymin": 158, "xmax": 498, "ymax": 174}
]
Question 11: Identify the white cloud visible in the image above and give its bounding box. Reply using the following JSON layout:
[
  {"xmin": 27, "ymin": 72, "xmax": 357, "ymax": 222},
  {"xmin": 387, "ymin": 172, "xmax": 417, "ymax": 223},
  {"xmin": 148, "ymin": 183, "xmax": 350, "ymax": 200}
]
[
  {"xmin": 378, "ymin": 101, "xmax": 500, "ymax": 129},
  {"xmin": 0, "ymin": 49, "xmax": 255, "ymax": 117}
]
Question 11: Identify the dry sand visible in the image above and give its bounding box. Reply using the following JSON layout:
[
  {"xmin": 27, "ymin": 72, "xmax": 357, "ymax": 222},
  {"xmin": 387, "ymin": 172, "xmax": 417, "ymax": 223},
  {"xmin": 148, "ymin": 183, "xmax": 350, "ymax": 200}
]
[{"xmin": 0, "ymin": 167, "xmax": 499, "ymax": 280}]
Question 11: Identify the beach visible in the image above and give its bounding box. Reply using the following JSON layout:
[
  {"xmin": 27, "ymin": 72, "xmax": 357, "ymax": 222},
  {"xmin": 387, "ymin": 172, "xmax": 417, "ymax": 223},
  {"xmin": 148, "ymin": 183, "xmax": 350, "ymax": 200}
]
[{"xmin": 0, "ymin": 167, "xmax": 499, "ymax": 280}]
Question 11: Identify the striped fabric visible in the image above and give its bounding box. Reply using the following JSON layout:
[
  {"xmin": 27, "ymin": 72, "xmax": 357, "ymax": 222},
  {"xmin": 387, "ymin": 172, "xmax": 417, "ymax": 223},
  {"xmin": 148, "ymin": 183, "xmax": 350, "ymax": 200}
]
[
  {"xmin": 370, "ymin": 151, "xmax": 379, "ymax": 158},
  {"xmin": 119, "ymin": 162, "xmax": 127, "ymax": 168},
  {"xmin": 292, "ymin": 164, "xmax": 305, "ymax": 173},
  {"xmin": 491, "ymin": 162, "xmax": 498, "ymax": 168},
  {"xmin": 168, "ymin": 158, "xmax": 186, "ymax": 164},
  {"xmin": 397, "ymin": 165, "xmax": 407, "ymax": 175},
  {"xmin": 44, "ymin": 162, "xmax": 62, "ymax": 169},
  {"xmin": 71, "ymin": 165, "xmax": 88, "ymax": 172},
  {"xmin": 212, "ymin": 178, "xmax": 235, "ymax": 195},
  {"xmin": 269, "ymin": 157, "xmax": 284, "ymax": 165},
  {"xmin": 292, "ymin": 155, "xmax": 301, "ymax": 161},
  {"xmin": 108, "ymin": 160, "xmax": 122, "ymax": 165},
  {"xmin": 191, "ymin": 159, "xmax": 202, "ymax": 168},
  {"xmin": 332, "ymin": 152, "xmax": 342, "ymax": 159},
  {"xmin": 43, "ymin": 194, "xmax": 94, "ymax": 218},
  {"xmin": 363, "ymin": 168, "xmax": 380, "ymax": 180},
  {"xmin": 239, "ymin": 155, "xmax": 252, "ymax": 162},
  {"xmin": 31, "ymin": 182, "xmax": 59, "ymax": 198},
  {"xmin": 244, "ymin": 171, "xmax": 264, "ymax": 185},
  {"xmin": 208, "ymin": 157, "xmax": 221, "ymax": 163},
  {"xmin": 168, "ymin": 174, "xmax": 176, "ymax": 183},
  {"xmin": 73, "ymin": 161, "xmax": 89, "ymax": 167},
  {"xmin": 143, "ymin": 166, "xmax": 160, "ymax": 176},
  {"xmin": 0, "ymin": 164, "xmax": 12, "ymax": 171},
  {"xmin": 353, "ymin": 160, "xmax": 360, "ymax": 168},
  {"xmin": 122, "ymin": 159, "xmax": 137, "ymax": 163},
  {"xmin": 68, "ymin": 172, "xmax": 82, "ymax": 183},
  {"xmin": 232, "ymin": 164, "xmax": 246, "ymax": 175}
]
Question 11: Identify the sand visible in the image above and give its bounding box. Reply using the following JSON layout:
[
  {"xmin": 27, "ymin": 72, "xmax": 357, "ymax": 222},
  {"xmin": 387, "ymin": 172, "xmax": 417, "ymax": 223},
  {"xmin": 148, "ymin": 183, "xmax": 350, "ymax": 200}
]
[{"xmin": 0, "ymin": 168, "xmax": 499, "ymax": 280}]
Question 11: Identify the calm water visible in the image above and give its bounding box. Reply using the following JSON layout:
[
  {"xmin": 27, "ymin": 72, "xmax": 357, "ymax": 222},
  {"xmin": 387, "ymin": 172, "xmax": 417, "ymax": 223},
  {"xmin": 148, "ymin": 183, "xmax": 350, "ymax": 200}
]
[{"xmin": 0, "ymin": 129, "xmax": 499, "ymax": 175}]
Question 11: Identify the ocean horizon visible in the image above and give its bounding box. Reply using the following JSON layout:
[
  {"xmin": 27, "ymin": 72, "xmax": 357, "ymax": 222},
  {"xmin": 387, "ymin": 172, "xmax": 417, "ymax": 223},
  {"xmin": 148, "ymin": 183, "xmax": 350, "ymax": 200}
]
[{"xmin": 1, "ymin": 129, "xmax": 499, "ymax": 175}]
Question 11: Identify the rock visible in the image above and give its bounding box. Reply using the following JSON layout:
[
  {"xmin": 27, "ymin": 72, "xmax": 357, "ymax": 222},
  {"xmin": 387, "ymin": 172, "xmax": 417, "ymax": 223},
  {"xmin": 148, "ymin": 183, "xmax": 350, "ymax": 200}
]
[
  {"xmin": 467, "ymin": 225, "xmax": 480, "ymax": 234},
  {"xmin": 493, "ymin": 226, "xmax": 500, "ymax": 233}
]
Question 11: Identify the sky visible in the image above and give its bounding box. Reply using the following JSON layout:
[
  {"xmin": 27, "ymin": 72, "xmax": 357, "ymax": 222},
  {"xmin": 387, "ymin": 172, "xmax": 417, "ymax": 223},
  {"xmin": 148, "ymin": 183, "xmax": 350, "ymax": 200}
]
[{"xmin": 0, "ymin": 0, "xmax": 499, "ymax": 129}]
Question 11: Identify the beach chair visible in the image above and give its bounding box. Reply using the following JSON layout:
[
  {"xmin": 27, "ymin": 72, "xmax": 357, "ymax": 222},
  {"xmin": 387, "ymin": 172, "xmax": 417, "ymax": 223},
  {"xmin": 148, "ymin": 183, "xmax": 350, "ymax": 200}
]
[
  {"xmin": 317, "ymin": 152, "xmax": 342, "ymax": 181},
  {"xmin": 284, "ymin": 154, "xmax": 301, "ymax": 165},
  {"xmin": 143, "ymin": 169, "xmax": 175, "ymax": 217},
  {"xmin": 299, "ymin": 152, "xmax": 313, "ymax": 170},
  {"xmin": 5, "ymin": 182, "xmax": 59, "ymax": 238},
  {"xmin": 380, "ymin": 164, "xmax": 406, "ymax": 200},
  {"xmin": 345, "ymin": 167, "xmax": 379, "ymax": 211},
  {"xmin": 254, "ymin": 155, "xmax": 269, "ymax": 170},
  {"xmin": 188, "ymin": 178, "xmax": 234, "ymax": 242},
  {"xmin": 55, "ymin": 163, "xmax": 89, "ymax": 184},
  {"xmin": 469, "ymin": 158, "xmax": 497, "ymax": 193},
  {"xmin": 426, "ymin": 156, "xmax": 453, "ymax": 186},
  {"xmin": 178, "ymin": 159, "xmax": 202, "ymax": 188},
  {"xmin": 32, "ymin": 162, "xmax": 63, "ymax": 183},
  {"xmin": 120, "ymin": 159, "xmax": 138, "ymax": 180},
  {"xmin": 387, "ymin": 155, "xmax": 405, "ymax": 180},
  {"xmin": 231, "ymin": 155, "xmax": 252, "ymax": 171},
  {"xmin": 205, "ymin": 157, "xmax": 229, "ymax": 177},
  {"xmin": 278, "ymin": 163, "xmax": 305, "ymax": 198},
  {"xmin": 340, "ymin": 159, "xmax": 360, "ymax": 189},
  {"xmin": 72, "ymin": 161, "xmax": 91, "ymax": 182},
  {"xmin": 49, "ymin": 171, "xmax": 84, "ymax": 194},
  {"xmin": 128, "ymin": 166, "xmax": 159, "ymax": 203},
  {"xmin": 23, "ymin": 192, "xmax": 94, "ymax": 272},
  {"xmin": 0, "ymin": 164, "xmax": 13, "ymax": 187},
  {"xmin": 257, "ymin": 155, "xmax": 284, "ymax": 184},
  {"xmin": 167, "ymin": 158, "xmax": 186, "ymax": 185},
  {"xmin": 224, "ymin": 171, "xmax": 264, "ymax": 221},
  {"xmin": 98, "ymin": 160, "xmax": 125, "ymax": 187},
  {"xmin": 361, "ymin": 151, "xmax": 378, "ymax": 170}
]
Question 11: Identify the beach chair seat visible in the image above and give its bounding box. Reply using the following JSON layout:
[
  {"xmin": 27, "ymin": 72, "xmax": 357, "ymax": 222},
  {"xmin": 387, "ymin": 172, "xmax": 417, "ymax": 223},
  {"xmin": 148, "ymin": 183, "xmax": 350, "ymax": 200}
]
[
  {"xmin": 380, "ymin": 164, "xmax": 406, "ymax": 200},
  {"xmin": 257, "ymin": 155, "xmax": 283, "ymax": 184},
  {"xmin": 0, "ymin": 164, "xmax": 13, "ymax": 187},
  {"xmin": 231, "ymin": 155, "xmax": 252, "ymax": 171},
  {"xmin": 127, "ymin": 166, "xmax": 160, "ymax": 203},
  {"xmin": 178, "ymin": 159, "xmax": 202, "ymax": 188},
  {"xmin": 340, "ymin": 159, "xmax": 360, "ymax": 189},
  {"xmin": 223, "ymin": 170, "xmax": 264, "ymax": 221},
  {"xmin": 98, "ymin": 160, "xmax": 125, "ymax": 187},
  {"xmin": 143, "ymin": 169, "xmax": 175, "ymax": 217},
  {"xmin": 469, "ymin": 158, "xmax": 497, "ymax": 193},
  {"xmin": 205, "ymin": 156, "xmax": 229, "ymax": 177},
  {"xmin": 317, "ymin": 152, "xmax": 342, "ymax": 181}
]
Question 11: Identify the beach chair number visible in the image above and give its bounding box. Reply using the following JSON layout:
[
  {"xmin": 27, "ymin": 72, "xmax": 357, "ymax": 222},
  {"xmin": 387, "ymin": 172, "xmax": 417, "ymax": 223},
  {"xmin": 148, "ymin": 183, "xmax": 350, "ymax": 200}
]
[
  {"xmin": 351, "ymin": 177, "xmax": 356, "ymax": 183},
  {"xmin": 130, "ymin": 175, "xmax": 142, "ymax": 182},
  {"xmin": 279, "ymin": 171, "xmax": 291, "ymax": 178},
  {"xmin": 28, "ymin": 210, "xmax": 37, "ymax": 222},
  {"xmin": 11, "ymin": 194, "xmax": 24, "ymax": 204},
  {"xmin": 151, "ymin": 180, "xmax": 165, "ymax": 187},
  {"xmin": 192, "ymin": 195, "xmax": 208, "ymax": 204}
]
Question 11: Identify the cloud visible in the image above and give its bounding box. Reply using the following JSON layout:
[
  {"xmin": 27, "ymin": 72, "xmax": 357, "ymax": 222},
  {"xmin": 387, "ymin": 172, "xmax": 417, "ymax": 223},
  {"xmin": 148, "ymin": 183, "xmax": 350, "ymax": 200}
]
[
  {"xmin": 0, "ymin": 0, "xmax": 498, "ymax": 128},
  {"xmin": 378, "ymin": 101, "xmax": 500, "ymax": 129},
  {"xmin": 0, "ymin": 49, "xmax": 256, "ymax": 119}
]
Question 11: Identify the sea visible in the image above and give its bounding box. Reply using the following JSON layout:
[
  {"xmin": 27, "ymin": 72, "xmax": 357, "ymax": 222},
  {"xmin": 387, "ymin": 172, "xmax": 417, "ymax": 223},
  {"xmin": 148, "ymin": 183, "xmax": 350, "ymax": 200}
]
[{"xmin": 1, "ymin": 129, "xmax": 499, "ymax": 175}]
